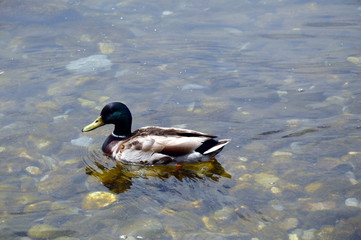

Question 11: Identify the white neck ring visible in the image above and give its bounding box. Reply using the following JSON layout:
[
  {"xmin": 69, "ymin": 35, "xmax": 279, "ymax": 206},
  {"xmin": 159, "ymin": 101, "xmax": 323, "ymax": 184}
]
[{"xmin": 112, "ymin": 132, "xmax": 126, "ymax": 138}]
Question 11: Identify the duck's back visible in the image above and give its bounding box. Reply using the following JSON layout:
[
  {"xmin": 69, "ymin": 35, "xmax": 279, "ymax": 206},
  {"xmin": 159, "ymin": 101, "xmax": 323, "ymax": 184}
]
[{"xmin": 111, "ymin": 126, "xmax": 230, "ymax": 165}]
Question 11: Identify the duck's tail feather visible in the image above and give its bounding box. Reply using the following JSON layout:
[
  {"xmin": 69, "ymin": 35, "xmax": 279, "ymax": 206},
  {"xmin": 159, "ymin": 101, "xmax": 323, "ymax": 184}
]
[
  {"xmin": 203, "ymin": 139, "xmax": 231, "ymax": 155},
  {"xmin": 196, "ymin": 139, "xmax": 231, "ymax": 156}
]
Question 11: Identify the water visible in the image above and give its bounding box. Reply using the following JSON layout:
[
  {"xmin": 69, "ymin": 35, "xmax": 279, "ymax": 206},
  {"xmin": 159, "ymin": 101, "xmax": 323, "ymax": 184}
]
[{"xmin": 1, "ymin": 0, "xmax": 361, "ymax": 239}]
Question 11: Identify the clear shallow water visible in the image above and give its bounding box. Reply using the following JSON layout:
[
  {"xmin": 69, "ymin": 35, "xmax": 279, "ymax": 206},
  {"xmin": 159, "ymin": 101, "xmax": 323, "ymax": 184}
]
[{"xmin": 1, "ymin": 0, "xmax": 361, "ymax": 239}]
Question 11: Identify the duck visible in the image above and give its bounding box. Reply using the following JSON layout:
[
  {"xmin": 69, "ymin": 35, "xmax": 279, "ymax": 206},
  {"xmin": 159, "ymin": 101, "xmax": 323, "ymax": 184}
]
[{"xmin": 82, "ymin": 102, "xmax": 230, "ymax": 165}]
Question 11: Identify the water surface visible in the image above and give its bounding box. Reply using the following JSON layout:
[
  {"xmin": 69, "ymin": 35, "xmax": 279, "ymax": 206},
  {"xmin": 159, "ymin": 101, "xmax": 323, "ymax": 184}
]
[{"xmin": 1, "ymin": 0, "xmax": 361, "ymax": 239}]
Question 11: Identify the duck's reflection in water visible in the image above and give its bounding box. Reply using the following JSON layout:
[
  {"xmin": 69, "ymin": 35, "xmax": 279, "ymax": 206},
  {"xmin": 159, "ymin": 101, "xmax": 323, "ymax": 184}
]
[{"xmin": 83, "ymin": 149, "xmax": 231, "ymax": 194}]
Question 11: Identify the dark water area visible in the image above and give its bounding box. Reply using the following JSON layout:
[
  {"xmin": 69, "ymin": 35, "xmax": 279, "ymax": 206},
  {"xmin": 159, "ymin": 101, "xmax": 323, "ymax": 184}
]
[{"xmin": 0, "ymin": 0, "xmax": 361, "ymax": 239}]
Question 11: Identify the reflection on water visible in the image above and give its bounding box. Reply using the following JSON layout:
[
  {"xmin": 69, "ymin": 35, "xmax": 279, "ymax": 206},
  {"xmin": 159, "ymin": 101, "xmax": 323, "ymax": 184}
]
[{"xmin": 83, "ymin": 149, "xmax": 231, "ymax": 194}]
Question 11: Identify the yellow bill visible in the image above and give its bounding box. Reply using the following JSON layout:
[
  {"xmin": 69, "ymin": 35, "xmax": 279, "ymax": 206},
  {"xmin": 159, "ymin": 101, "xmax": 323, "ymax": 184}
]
[{"xmin": 82, "ymin": 116, "xmax": 105, "ymax": 132}]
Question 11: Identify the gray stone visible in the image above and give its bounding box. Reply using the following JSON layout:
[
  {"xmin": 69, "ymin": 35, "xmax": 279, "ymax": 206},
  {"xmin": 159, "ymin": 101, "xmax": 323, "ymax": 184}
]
[
  {"xmin": 66, "ymin": 55, "xmax": 112, "ymax": 74},
  {"xmin": 345, "ymin": 198, "xmax": 359, "ymax": 207},
  {"xmin": 71, "ymin": 136, "xmax": 93, "ymax": 147}
]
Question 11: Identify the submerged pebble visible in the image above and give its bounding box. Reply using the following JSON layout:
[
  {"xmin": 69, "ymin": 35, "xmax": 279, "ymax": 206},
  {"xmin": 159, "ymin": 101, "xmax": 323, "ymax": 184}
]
[
  {"xmin": 28, "ymin": 136, "xmax": 52, "ymax": 150},
  {"xmin": 288, "ymin": 233, "xmax": 299, "ymax": 240},
  {"xmin": 98, "ymin": 42, "xmax": 115, "ymax": 54},
  {"xmin": 304, "ymin": 201, "xmax": 336, "ymax": 211},
  {"xmin": 82, "ymin": 191, "xmax": 117, "ymax": 210},
  {"xmin": 280, "ymin": 217, "xmax": 299, "ymax": 230},
  {"xmin": 23, "ymin": 201, "xmax": 51, "ymax": 214},
  {"xmin": 271, "ymin": 186, "xmax": 282, "ymax": 194},
  {"xmin": 38, "ymin": 170, "xmax": 78, "ymax": 198},
  {"xmin": 181, "ymin": 83, "xmax": 206, "ymax": 91},
  {"xmin": 272, "ymin": 151, "xmax": 293, "ymax": 157},
  {"xmin": 316, "ymin": 226, "xmax": 335, "ymax": 239},
  {"xmin": 118, "ymin": 217, "xmax": 164, "ymax": 238},
  {"xmin": 254, "ymin": 173, "xmax": 279, "ymax": 188},
  {"xmin": 162, "ymin": 10, "xmax": 174, "ymax": 16},
  {"xmin": 71, "ymin": 136, "xmax": 93, "ymax": 147},
  {"xmin": 25, "ymin": 166, "xmax": 42, "ymax": 175},
  {"xmin": 345, "ymin": 171, "xmax": 358, "ymax": 185},
  {"xmin": 302, "ymin": 229, "xmax": 316, "ymax": 240},
  {"xmin": 115, "ymin": 69, "xmax": 130, "ymax": 77},
  {"xmin": 347, "ymin": 56, "xmax": 361, "ymax": 66},
  {"xmin": 214, "ymin": 206, "xmax": 235, "ymax": 220},
  {"xmin": 77, "ymin": 98, "xmax": 96, "ymax": 108},
  {"xmin": 27, "ymin": 224, "xmax": 68, "ymax": 239},
  {"xmin": 66, "ymin": 55, "xmax": 112, "ymax": 74},
  {"xmin": 224, "ymin": 27, "xmax": 243, "ymax": 36},
  {"xmin": 202, "ymin": 216, "xmax": 218, "ymax": 231},
  {"xmin": 345, "ymin": 198, "xmax": 359, "ymax": 207},
  {"xmin": 305, "ymin": 182, "xmax": 323, "ymax": 194}
]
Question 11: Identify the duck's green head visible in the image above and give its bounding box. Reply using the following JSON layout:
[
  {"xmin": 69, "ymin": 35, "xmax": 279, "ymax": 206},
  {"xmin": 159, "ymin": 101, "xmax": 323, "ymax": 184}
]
[{"xmin": 82, "ymin": 102, "xmax": 132, "ymax": 136}]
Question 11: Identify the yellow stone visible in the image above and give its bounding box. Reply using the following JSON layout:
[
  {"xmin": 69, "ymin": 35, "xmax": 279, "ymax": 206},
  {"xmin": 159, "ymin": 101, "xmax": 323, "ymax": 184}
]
[
  {"xmin": 242, "ymin": 142, "xmax": 268, "ymax": 153},
  {"xmin": 74, "ymin": 76, "xmax": 94, "ymax": 85},
  {"xmin": 77, "ymin": 98, "xmax": 96, "ymax": 108},
  {"xmin": 190, "ymin": 199, "xmax": 203, "ymax": 208},
  {"xmin": 0, "ymin": 147, "xmax": 5, "ymax": 152},
  {"xmin": 61, "ymin": 158, "xmax": 80, "ymax": 166},
  {"xmin": 233, "ymin": 182, "xmax": 253, "ymax": 192},
  {"xmin": 271, "ymin": 187, "xmax": 281, "ymax": 194},
  {"xmin": 24, "ymin": 201, "xmax": 51, "ymax": 213},
  {"xmin": 27, "ymin": 224, "xmax": 63, "ymax": 239},
  {"xmin": 98, "ymin": 42, "xmax": 115, "ymax": 54},
  {"xmin": 317, "ymin": 226, "xmax": 335, "ymax": 239},
  {"xmin": 238, "ymin": 157, "xmax": 248, "ymax": 162},
  {"xmin": 281, "ymin": 217, "xmax": 298, "ymax": 230},
  {"xmin": 80, "ymin": 34, "xmax": 92, "ymax": 42},
  {"xmin": 277, "ymin": 90, "xmax": 288, "ymax": 96},
  {"xmin": 283, "ymin": 183, "xmax": 301, "ymax": 190},
  {"xmin": 288, "ymin": 233, "xmax": 299, "ymax": 240},
  {"xmin": 36, "ymin": 101, "xmax": 58, "ymax": 110},
  {"xmin": 25, "ymin": 166, "xmax": 42, "ymax": 175},
  {"xmin": 157, "ymin": 64, "xmax": 168, "ymax": 70},
  {"xmin": 37, "ymin": 140, "xmax": 51, "ymax": 149},
  {"xmin": 28, "ymin": 136, "xmax": 51, "ymax": 149},
  {"xmin": 16, "ymin": 194, "xmax": 41, "ymax": 206},
  {"xmin": 187, "ymin": 102, "xmax": 196, "ymax": 112},
  {"xmin": 258, "ymin": 221, "xmax": 266, "ymax": 230},
  {"xmin": 272, "ymin": 151, "xmax": 293, "ymax": 157},
  {"xmin": 238, "ymin": 174, "xmax": 252, "ymax": 181},
  {"xmin": 201, "ymin": 97, "xmax": 229, "ymax": 113},
  {"xmin": 202, "ymin": 216, "xmax": 217, "ymax": 231},
  {"xmin": 254, "ymin": 173, "xmax": 279, "ymax": 188},
  {"xmin": 298, "ymin": 198, "xmax": 312, "ymax": 202},
  {"xmin": 99, "ymin": 96, "xmax": 110, "ymax": 102},
  {"xmin": 347, "ymin": 56, "xmax": 361, "ymax": 65},
  {"xmin": 160, "ymin": 208, "xmax": 177, "ymax": 216},
  {"xmin": 235, "ymin": 165, "xmax": 247, "ymax": 170},
  {"xmin": 82, "ymin": 191, "xmax": 117, "ymax": 210},
  {"xmin": 53, "ymin": 115, "xmax": 68, "ymax": 121},
  {"xmin": 305, "ymin": 182, "xmax": 323, "ymax": 193}
]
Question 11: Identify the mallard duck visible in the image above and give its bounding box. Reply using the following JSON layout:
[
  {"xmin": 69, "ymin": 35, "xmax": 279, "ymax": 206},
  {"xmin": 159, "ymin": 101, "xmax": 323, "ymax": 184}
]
[{"xmin": 82, "ymin": 102, "xmax": 230, "ymax": 165}]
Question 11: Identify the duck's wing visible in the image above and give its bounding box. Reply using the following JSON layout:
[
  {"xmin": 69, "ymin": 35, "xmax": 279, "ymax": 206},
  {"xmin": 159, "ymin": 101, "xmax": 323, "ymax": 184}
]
[
  {"xmin": 135, "ymin": 126, "xmax": 218, "ymax": 138},
  {"xmin": 125, "ymin": 133, "xmax": 212, "ymax": 155},
  {"xmin": 113, "ymin": 127, "xmax": 216, "ymax": 162}
]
